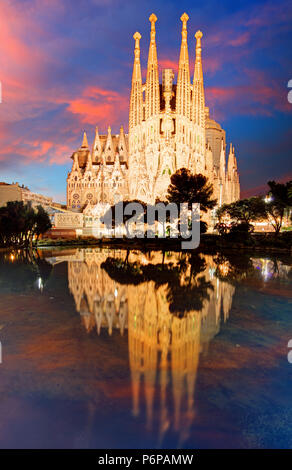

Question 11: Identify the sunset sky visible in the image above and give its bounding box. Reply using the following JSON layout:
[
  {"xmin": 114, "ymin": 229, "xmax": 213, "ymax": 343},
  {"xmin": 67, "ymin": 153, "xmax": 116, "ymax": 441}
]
[{"xmin": 0, "ymin": 0, "xmax": 291, "ymax": 202}]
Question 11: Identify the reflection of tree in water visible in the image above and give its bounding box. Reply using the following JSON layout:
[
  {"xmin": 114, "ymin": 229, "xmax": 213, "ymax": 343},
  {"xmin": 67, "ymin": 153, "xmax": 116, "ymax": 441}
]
[
  {"xmin": 267, "ymin": 254, "xmax": 292, "ymax": 280},
  {"xmin": 101, "ymin": 249, "xmax": 179, "ymax": 287},
  {"xmin": 0, "ymin": 250, "xmax": 52, "ymax": 293},
  {"xmin": 101, "ymin": 256, "xmax": 147, "ymax": 285},
  {"xmin": 102, "ymin": 251, "xmax": 214, "ymax": 316},
  {"xmin": 164, "ymin": 253, "xmax": 213, "ymax": 316},
  {"xmin": 64, "ymin": 247, "xmax": 237, "ymax": 447},
  {"xmin": 64, "ymin": 247, "xmax": 292, "ymax": 446},
  {"xmin": 214, "ymin": 251, "xmax": 292, "ymax": 283},
  {"xmin": 214, "ymin": 252, "xmax": 255, "ymax": 283}
]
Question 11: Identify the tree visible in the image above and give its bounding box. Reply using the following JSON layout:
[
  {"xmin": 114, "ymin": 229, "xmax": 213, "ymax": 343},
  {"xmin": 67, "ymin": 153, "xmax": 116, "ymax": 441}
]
[
  {"xmin": 33, "ymin": 205, "xmax": 52, "ymax": 242},
  {"xmin": 0, "ymin": 201, "xmax": 51, "ymax": 247},
  {"xmin": 166, "ymin": 168, "xmax": 217, "ymax": 212},
  {"xmin": 268, "ymin": 180, "xmax": 291, "ymax": 206},
  {"xmin": 265, "ymin": 180, "xmax": 292, "ymax": 234},
  {"xmin": 216, "ymin": 197, "xmax": 267, "ymax": 228},
  {"xmin": 102, "ymin": 199, "xmax": 148, "ymax": 229},
  {"xmin": 0, "ymin": 201, "xmax": 33, "ymax": 246},
  {"xmin": 288, "ymin": 185, "xmax": 292, "ymax": 203}
]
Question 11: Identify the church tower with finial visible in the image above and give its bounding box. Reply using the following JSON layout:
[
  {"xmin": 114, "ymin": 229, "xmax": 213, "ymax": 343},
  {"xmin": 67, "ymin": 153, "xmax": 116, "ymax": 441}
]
[{"xmin": 67, "ymin": 13, "xmax": 240, "ymax": 215}]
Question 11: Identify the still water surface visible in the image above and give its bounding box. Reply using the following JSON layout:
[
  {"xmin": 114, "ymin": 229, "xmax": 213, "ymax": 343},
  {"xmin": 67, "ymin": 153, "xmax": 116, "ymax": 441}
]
[{"xmin": 0, "ymin": 248, "xmax": 291, "ymax": 448}]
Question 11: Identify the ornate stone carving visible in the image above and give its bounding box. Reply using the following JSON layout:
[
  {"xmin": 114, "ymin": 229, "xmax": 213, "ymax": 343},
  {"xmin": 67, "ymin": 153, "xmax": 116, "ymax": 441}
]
[{"xmin": 66, "ymin": 13, "xmax": 240, "ymax": 218}]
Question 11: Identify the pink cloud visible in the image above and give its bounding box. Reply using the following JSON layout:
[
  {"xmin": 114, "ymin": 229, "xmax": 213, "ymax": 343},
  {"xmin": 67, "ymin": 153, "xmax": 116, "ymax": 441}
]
[
  {"xmin": 245, "ymin": 0, "xmax": 292, "ymax": 27},
  {"xmin": 159, "ymin": 58, "xmax": 178, "ymax": 72},
  {"xmin": 158, "ymin": 54, "xmax": 221, "ymax": 77},
  {"xmin": 0, "ymin": 137, "xmax": 72, "ymax": 166},
  {"xmin": 0, "ymin": 0, "xmax": 129, "ymax": 167},
  {"xmin": 0, "ymin": 2, "xmax": 70, "ymax": 123},
  {"xmin": 229, "ymin": 32, "xmax": 250, "ymax": 47},
  {"xmin": 206, "ymin": 68, "xmax": 291, "ymax": 119},
  {"xmin": 66, "ymin": 86, "xmax": 129, "ymax": 128}
]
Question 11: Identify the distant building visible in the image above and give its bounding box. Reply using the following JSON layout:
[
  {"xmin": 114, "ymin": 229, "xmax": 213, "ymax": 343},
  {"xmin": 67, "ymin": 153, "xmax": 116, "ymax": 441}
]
[{"xmin": 0, "ymin": 182, "xmax": 53, "ymax": 208}]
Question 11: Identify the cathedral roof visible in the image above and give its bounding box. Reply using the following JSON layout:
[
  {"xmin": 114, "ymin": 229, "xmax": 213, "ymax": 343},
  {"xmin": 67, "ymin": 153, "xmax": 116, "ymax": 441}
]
[
  {"xmin": 98, "ymin": 133, "xmax": 129, "ymax": 149},
  {"xmin": 205, "ymin": 117, "xmax": 223, "ymax": 131},
  {"xmin": 71, "ymin": 132, "xmax": 129, "ymax": 168}
]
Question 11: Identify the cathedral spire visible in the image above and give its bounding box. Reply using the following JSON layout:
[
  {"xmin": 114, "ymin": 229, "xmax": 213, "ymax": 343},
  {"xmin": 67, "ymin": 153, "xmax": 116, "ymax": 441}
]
[
  {"xmin": 129, "ymin": 32, "xmax": 143, "ymax": 130},
  {"xmin": 118, "ymin": 125, "xmax": 125, "ymax": 149},
  {"xmin": 227, "ymin": 143, "xmax": 235, "ymax": 174},
  {"xmin": 81, "ymin": 131, "xmax": 89, "ymax": 149},
  {"xmin": 81, "ymin": 131, "xmax": 89, "ymax": 148},
  {"xmin": 227, "ymin": 144, "xmax": 237, "ymax": 178},
  {"xmin": 192, "ymin": 30, "xmax": 205, "ymax": 128},
  {"xmin": 219, "ymin": 139, "xmax": 226, "ymax": 179},
  {"xmin": 114, "ymin": 150, "xmax": 120, "ymax": 167},
  {"xmin": 105, "ymin": 125, "xmax": 114, "ymax": 162},
  {"xmin": 194, "ymin": 30, "xmax": 203, "ymax": 80},
  {"xmin": 233, "ymin": 148, "xmax": 240, "ymax": 200},
  {"xmin": 92, "ymin": 126, "xmax": 102, "ymax": 162},
  {"xmin": 233, "ymin": 146, "xmax": 237, "ymax": 170},
  {"xmin": 118, "ymin": 125, "xmax": 128, "ymax": 161},
  {"xmin": 72, "ymin": 152, "xmax": 80, "ymax": 172},
  {"xmin": 227, "ymin": 143, "xmax": 240, "ymax": 201},
  {"xmin": 176, "ymin": 13, "xmax": 191, "ymax": 118},
  {"xmin": 145, "ymin": 13, "xmax": 160, "ymax": 119},
  {"xmin": 85, "ymin": 150, "xmax": 93, "ymax": 171}
]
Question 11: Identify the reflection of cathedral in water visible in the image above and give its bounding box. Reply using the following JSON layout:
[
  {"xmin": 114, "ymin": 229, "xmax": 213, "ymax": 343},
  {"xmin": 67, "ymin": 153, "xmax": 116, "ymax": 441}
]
[{"xmin": 62, "ymin": 248, "xmax": 235, "ymax": 443}]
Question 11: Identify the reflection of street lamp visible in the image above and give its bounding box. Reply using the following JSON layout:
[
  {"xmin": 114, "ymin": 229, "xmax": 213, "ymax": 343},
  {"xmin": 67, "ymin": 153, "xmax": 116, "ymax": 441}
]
[
  {"xmin": 261, "ymin": 259, "xmax": 271, "ymax": 281},
  {"xmin": 209, "ymin": 267, "xmax": 215, "ymax": 280},
  {"xmin": 37, "ymin": 277, "xmax": 43, "ymax": 291}
]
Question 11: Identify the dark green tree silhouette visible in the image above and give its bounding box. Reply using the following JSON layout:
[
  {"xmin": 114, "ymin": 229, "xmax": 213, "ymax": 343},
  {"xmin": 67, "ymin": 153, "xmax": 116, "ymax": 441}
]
[
  {"xmin": 166, "ymin": 168, "xmax": 217, "ymax": 212},
  {"xmin": 34, "ymin": 205, "xmax": 52, "ymax": 242},
  {"xmin": 266, "ymin": 180, "xmax": 292, "ymax": 234},
  {"xmin": 217, "ymin": 197, "xmax": 267, "ymax": 227},
  {"xmin": 0, "ymin": 201, "xmax": 51, "ymax": 247}
]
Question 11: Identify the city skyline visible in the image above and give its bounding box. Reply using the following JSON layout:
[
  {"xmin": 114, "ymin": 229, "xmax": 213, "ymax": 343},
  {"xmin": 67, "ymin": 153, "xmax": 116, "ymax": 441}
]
[{"xmin": 0, "ymin": 0, "xmax": 291, "ymax": 203}]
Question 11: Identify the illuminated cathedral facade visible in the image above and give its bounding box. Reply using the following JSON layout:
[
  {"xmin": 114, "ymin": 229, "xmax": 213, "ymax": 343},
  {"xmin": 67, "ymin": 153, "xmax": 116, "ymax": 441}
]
[{"xmin": 67, "ymin": 13, "xmax": 240, "ymax": 213}]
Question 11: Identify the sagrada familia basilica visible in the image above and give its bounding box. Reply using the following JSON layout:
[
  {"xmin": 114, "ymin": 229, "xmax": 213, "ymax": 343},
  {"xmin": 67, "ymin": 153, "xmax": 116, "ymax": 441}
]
[{"xmin": 66, "ymin": 13, "xmax": 240, "ymax": 214}]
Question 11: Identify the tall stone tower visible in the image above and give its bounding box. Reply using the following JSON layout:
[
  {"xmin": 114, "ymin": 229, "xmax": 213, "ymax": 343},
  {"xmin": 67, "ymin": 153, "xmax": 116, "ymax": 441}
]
[{"xmin": 67, "ymin": 13, "xmax": 240, "ymax": 212}]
